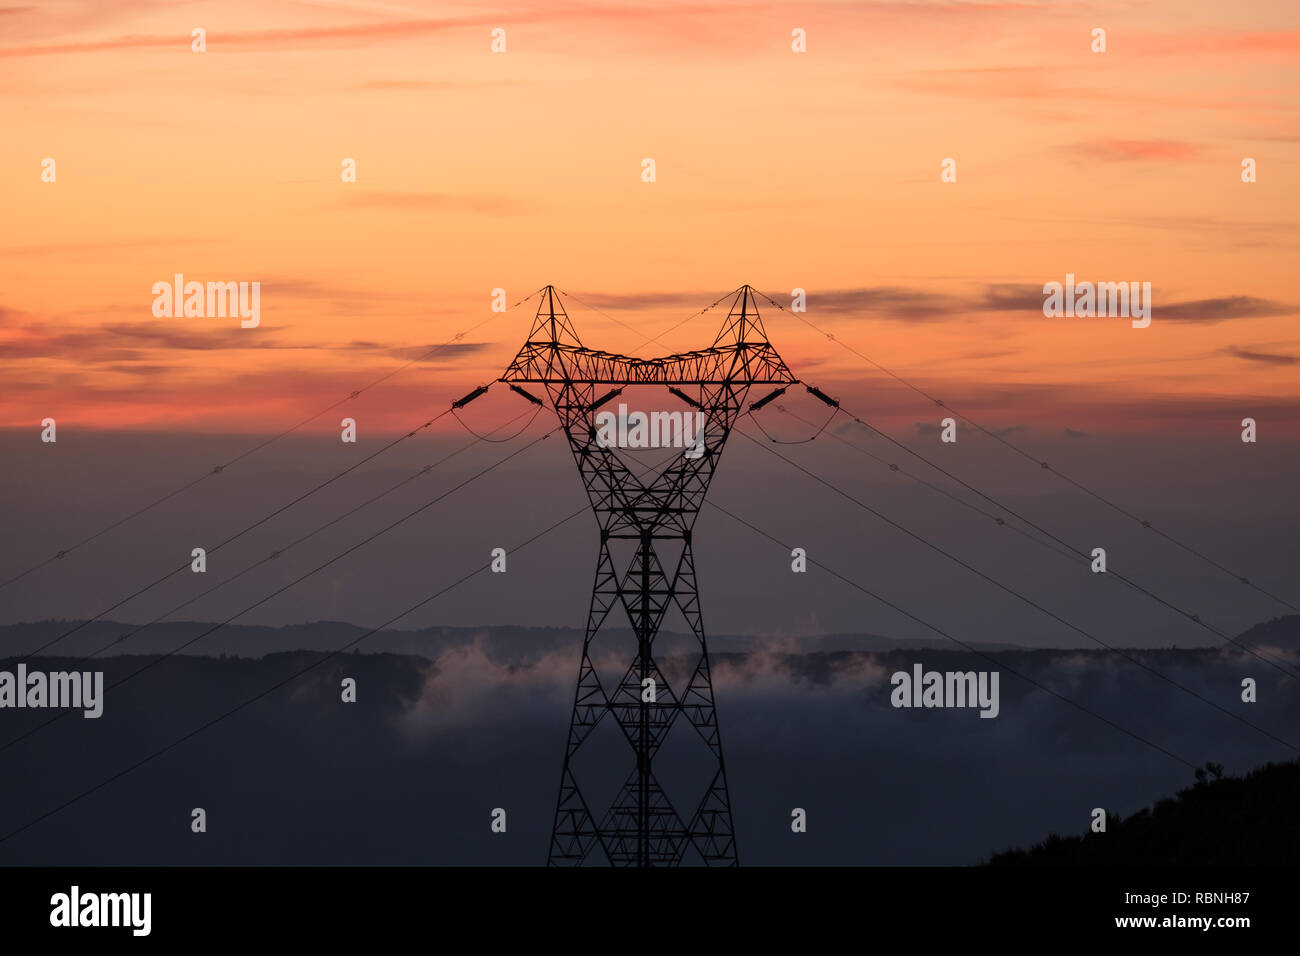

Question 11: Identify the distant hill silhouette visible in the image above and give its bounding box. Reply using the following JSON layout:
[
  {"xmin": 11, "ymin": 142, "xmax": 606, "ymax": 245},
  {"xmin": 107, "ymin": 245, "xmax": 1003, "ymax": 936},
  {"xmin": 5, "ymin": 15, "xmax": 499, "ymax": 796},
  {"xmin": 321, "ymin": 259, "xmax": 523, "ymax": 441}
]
[
  {"xmin": 8, "ymin": 615, "xmax": 1299, "ymax": 661},
  {"xmin": 2, "ymin": 630, "xmax": 1297, "ymax": 865},
  {"xmin": 0, "ymin": 619, "xmax": 1030, "ymax": 661},
  {"xmin": 1234, "ymin": 615, "xmax": 1300, "ymax": 654},
  {"xmin": 985, "ymin": 759, "xmax": 1300, "ymax": 865}
]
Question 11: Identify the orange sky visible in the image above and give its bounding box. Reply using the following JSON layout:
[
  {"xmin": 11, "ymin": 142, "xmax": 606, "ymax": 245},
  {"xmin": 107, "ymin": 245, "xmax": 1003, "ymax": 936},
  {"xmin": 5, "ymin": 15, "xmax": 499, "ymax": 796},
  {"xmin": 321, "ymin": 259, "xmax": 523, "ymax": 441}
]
[{"xmin": 1, "ymin": 0, "xmax": 1298, "ymax": 435}]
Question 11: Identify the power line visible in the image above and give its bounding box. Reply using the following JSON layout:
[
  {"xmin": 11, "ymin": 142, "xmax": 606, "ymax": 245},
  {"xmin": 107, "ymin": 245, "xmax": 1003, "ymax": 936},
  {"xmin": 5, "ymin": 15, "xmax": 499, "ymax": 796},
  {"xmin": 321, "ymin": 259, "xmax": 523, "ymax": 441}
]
[
  {"xmin": 764, "ymin": 404, "xmax": 1080, "ymax": 564},
  {"xmin": 802, "ymin": 400, "xmax": 1300, "ymax": 683},
  {"xmin": 523, "ymin": 284, "xmax": 1228, "ymax": 838},
  {"xmin": 747, "ymin": 286, "xmax": 1300, "ymax": 615},
  {"xmin": 0, "ymin": 406, "xmax": 535, "ymax": 752},
  {"xmin": 0, "ymin": 420, "xmax": 558, "ymax": 759},
  {"xmin": 702, "ymin": 496, "xmax": 1202, "ymax": 772},
  {"xmin": 0, "ymin": 287, "xmax": 547, "ymax": 594},
  {"xmin": 610, "ymin": 446, "xmax": 1202, "ymax": 774},
  {"xmin": 0, "ymin": 451, "xmax": 663, "ymax": 846},
  {"xmin": 745, "ymin": 405, "xmax": 840, "ymax": 445},
  {"xmin": 0, "ymin": 285, "xmax": 740, "ymax": 849},
  {"xmin": 732, "ymin": 424, "xmax": 1300, "ymax": 756},
  {"xmin": 744, "ymin": 286, "xmax": 1300, "ymax": 677},
  {"xmin": 451, "ymin": 403, "xmax": 542, "ymax": 442},
  {"xmin": 11, "ymin": 405, "xmax": 458, "ymax": 664}
]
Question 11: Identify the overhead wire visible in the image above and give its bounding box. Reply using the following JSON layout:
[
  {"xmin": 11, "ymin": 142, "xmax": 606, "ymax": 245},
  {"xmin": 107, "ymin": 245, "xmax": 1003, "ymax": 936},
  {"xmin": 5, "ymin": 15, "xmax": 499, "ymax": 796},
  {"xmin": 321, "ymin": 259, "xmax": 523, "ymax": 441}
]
[
  {"xmin": 0, "ymin": 451, "xmax": 666, "ymax": 846},
  {"xmin": 747, "ymin": 285, "xmax": 1300, "ymax": 615},
  {"xmin": 613, "ymin": 445, "xmax": 1205, "ymax": 774},
  {"xmin": 1, "ymin": 419, "xmax": 559, "ymax": 758},
  {"xmin": 732, "ymin": 423, "xmax": 1300, "ymax": 755},
  {"xmin": 0, "ymin": 287, "xmax": 548, "ymax": 594}
]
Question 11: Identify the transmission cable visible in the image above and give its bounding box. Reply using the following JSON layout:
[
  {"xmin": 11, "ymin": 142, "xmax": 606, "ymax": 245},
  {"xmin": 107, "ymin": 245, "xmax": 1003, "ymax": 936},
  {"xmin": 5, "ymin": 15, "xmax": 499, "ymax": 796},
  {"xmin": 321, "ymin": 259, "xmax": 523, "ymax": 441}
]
[
  {"xmin": 746, "ymin": 405, "xmax": 841, "ymax": 445},
  {"xmin": 2, "ymin": 405, "xmax": 534, "ymax": 692},
  {"xmin": 800, "ymin": 398, "xmax": 1300, "ymax": 682},
  {"xmin": 451, "ymin": 403, "xmax": 542, "ymax": 442},
  {"xmin": 0, "ymin": 421, "xmax": 559, "ymax": 758},
  {"xmin": 772, "ymin": 404, "xmax": 1128, "ymax": 566},
  {"xmin": 610, "ymin": 445, "xmax": 1204, "ymax": 774},
  {"xmin": 702, "ymin": 496, "xmax": 1202, "ymax": 772},
  {"xmin": 748, "ymin": 286, "xmax": 1300, "ymax": 615},
  {"xmin": 0, "ymin": 287, "xmax": 547, "ymax": 594},
  {"xmin": 0, "ymin": 451, "xmax": 664, "ymax": 846},
  {"xmin": 11, "ymin": 404, "xmax": 460, "ymax": 664},
  {"xmin": 733, "ymin": 424, "xmax": 1300, "ymax": 755}
]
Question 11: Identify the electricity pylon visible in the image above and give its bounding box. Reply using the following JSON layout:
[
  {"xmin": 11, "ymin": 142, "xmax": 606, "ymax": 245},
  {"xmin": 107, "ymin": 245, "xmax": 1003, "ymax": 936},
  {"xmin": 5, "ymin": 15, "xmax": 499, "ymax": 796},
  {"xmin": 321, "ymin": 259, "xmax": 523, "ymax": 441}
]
[{"xmin": 501, "ymin": 285, "xmax": 797, "ymax": 866}]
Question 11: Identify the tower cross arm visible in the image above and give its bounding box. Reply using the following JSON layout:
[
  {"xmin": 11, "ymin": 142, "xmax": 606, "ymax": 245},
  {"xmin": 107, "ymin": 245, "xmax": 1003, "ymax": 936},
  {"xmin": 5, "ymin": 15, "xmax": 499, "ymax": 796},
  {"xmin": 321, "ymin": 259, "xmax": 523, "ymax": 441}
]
[{"xmin": 500, "ymin": 343, "xmax": 798, "ymax": 386}]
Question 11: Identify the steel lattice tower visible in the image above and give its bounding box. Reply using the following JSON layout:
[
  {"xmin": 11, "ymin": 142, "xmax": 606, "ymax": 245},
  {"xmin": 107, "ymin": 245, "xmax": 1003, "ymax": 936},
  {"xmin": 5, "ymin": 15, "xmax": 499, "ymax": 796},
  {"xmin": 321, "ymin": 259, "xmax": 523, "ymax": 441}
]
[{"xmin": 501, "ymin": 285, "xmax": 797, "ymax": 866}]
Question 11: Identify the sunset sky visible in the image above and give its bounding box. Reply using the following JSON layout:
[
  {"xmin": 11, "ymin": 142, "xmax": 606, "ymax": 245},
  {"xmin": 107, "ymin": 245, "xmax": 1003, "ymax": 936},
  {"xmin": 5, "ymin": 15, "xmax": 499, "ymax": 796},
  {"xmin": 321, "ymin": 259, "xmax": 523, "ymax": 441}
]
[
  {"xmin": 2, "ymin": 0, "xmax": 1298, "ymax": 436},
  {"xmin": 8, "ymin": 2, "xmax": 1300, "ymax": 892}
]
